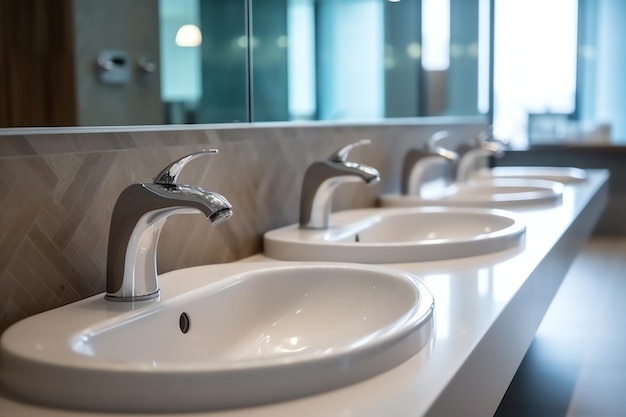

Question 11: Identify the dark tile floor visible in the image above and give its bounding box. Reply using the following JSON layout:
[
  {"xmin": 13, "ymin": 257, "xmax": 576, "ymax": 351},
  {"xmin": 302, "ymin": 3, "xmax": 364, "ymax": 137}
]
[{"xmin": 495, "ymin": 237, "xmax": 626, "ymax": 417}]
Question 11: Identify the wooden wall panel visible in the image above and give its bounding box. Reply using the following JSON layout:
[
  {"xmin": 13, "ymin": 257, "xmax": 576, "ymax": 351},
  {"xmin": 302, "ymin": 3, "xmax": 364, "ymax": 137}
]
[{"xmin": 0, "ymin": 0, "xmax": 76, "ymax": 127}]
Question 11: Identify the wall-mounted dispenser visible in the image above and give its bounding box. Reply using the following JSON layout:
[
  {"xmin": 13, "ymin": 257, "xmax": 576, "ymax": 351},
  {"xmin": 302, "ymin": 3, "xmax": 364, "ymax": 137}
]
[{"xmin": 96, "ymin": 50, "xmax": 130, "ymax": 85}]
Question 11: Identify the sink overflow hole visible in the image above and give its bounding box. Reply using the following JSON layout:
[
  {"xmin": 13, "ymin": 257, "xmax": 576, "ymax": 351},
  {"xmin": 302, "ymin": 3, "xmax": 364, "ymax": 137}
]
[
  {"xmin": 179, "ymin": 312, "xmax": 191, "ymax": 334},
  {"xmin": 355, "ymin": 233, "xmax": 360, "ymax": 242}
]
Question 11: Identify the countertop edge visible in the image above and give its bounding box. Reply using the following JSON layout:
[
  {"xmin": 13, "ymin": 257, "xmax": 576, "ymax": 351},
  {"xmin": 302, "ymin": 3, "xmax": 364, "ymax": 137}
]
[{"xmin": 424, "ymin": 172, "xmax": 610, "ymax": 417}]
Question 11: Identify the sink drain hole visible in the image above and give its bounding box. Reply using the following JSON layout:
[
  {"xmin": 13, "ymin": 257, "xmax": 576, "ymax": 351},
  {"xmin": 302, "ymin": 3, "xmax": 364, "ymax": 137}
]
[{"xmin": 179, "ymin": 312, "xmax": 191, "ymax": 334}]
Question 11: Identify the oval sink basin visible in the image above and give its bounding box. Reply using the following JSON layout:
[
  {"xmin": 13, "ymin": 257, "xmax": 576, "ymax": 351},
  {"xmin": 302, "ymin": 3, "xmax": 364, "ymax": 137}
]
[
  {"xmin": 472, "ymin": 166, "xmax": 587, "ymax": 184},
  {"xmin": 0, "ymin": 262, "xmax": 434, "ymax": 413},
  {"xmin": 264, "ymin": 207, "xmax": 525, "ymax": 263},
  {"xmin": 380, "ymin": 178, "xmax": 564, "ymax": 209}
]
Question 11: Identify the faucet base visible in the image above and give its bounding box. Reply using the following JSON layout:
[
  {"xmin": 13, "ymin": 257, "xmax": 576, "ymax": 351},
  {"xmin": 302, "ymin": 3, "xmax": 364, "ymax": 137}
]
[{"xmin": 104, "ymin": 290, "xmax": 160, "ymax": 302}]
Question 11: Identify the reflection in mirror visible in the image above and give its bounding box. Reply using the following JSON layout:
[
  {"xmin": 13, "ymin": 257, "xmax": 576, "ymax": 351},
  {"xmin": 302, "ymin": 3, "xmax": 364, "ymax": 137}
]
[
  {"xmin": 251, "ymin": 0, "xmax": 490, "ymax": 122},
  {"xmin": 192, "ymin": 0, "xmax": 249, "ymax": 123},
  {"xmin": 1, "ymin": 0, "xmax": 488, "ymax": 128},
  {"xmin": 3, "ymin": 0, "xmax": 626, "ymax": 145},
  {"xmin": 0, "ymin": 0, "xmax": 248, "ymax": 128}
]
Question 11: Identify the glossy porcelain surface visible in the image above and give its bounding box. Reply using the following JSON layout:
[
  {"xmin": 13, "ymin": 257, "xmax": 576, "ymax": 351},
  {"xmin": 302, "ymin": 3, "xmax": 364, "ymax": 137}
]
[
  {"xmin": 0, "ymin": 262, "xmax": 434, "ymax": 413},
  {"xmin": 380, "ymin": 178, "xmax": 564, "ymax": 209},
  {"xmin": 473, "ymin": 166, "xmax": 587, "ymax": 184},
  {"xmin": 0, "ymin": 170, "xmax": 609, "ymax": 417},
  {"xmin": 264, "ymin": 207, "xmax": 525, "ymax": 263}
]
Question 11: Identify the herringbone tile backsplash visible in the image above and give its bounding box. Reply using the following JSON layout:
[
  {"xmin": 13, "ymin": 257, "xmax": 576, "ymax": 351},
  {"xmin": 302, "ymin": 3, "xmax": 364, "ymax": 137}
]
[{"xmin": 0, "ymin": 121, "xmax": 485, "ymax": 333}]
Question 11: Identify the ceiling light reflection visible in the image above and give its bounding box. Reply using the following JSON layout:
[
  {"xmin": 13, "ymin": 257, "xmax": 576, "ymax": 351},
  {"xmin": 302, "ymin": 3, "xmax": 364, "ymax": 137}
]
[{"xmin": 175, "ymin": 24, "xmax": 202, "ymax": 47}]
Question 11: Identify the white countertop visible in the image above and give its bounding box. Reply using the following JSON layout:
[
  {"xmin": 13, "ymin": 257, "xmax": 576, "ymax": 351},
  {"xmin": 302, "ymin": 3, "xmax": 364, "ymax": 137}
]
[{"xmin": 0, "ymin": 170, "xmax": 609, "ymax": 417}]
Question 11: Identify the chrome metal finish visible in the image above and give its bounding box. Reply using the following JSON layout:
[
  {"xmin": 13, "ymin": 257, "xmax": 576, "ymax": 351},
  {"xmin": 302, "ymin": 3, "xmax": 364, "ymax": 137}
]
[
  {"xmin": 426, "ymin": 130, "xmax": 459, "ymax": 161},
  {"xmin": 328, "ymin": 139, "xmax": 371, "ymax": 163},
  {"xmin": 300, "ymin": 140, "xmax": 380, "ymax": 229},
  {"xmin": 105, "ymin": 152, "xmax": 232, "ymax": 302},
  {"xmin": 476, "ymin": 125, "xmax": 511, "ymax": 148},
  {"xmin": 456, "ymin": 130, "xmax": 506, "ymax": 182},
  {"xmin": 154, "ymin": 149, "xmax": 218, "ymax": 185},
  {"xmin": 401, "ymin": 131, "xmax": 458, "ymax": 196}
]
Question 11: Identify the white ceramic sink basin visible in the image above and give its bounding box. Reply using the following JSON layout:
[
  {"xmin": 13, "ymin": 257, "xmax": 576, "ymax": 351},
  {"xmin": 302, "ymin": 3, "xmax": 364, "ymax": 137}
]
[
  {"xmin": 0, "ymin": 262, "xmax": 434, "ymax": 413},
  {"xmin": 472, "ymin": 166, "xmax": 587, "ymax": 184},
  {"xmin": 380, "ymin": 178, "xmax": 564, "ymax": 209},
  {"xmin": 264, "ymin": 207, "xmax": 525, "ymax": 263}
]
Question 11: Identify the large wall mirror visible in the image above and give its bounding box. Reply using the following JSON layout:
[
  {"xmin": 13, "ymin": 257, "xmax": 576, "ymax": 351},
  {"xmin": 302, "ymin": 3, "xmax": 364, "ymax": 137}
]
[
  {"xmin": 250, "ymin": 0, "xmax": 486, "ymax": 122},
  {"xmin": 0, "ymin": 0, "xmax": 487, "ymax": 127},
  {"xmin": 1, "ymin": 0, "xmax": 625, "ymax": 148}
]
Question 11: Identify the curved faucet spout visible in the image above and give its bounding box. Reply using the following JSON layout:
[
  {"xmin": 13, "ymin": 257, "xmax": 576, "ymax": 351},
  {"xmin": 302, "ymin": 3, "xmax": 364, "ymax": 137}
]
[
  {"xmin": 300, "ymin": 140, "xmax": 380, "ymax": 229},
  {"xmin": 456, "ymin": 138, "xmax": 506, "ymax": 182},
  {"xmin": 105, "ymin": 152, "xmax": 232, "ymax": 302},
  {"xmin": 401, "ymin": 131, "xmax": 458, "ymax": 196},
  {"xmin": 401, "ymin": 150, "xmax": 456, "ymax": 196}
]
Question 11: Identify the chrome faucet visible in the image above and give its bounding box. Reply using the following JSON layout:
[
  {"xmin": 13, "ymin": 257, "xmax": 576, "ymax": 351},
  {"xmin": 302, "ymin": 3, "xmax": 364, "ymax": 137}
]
[
  {"xmin": 456, "ymin": 128, "xmax": 506, "ymax": 182},
  {"xmin": 105, "ymin": 150, "xmax": 233, "ymax": 302},
  {"xmin": 300, "ymin": 139, "xmax": 380, "ymax": 229},
  {"xmin": 401, "ymin": 130, "xmax": 458, "ymax": 196}
]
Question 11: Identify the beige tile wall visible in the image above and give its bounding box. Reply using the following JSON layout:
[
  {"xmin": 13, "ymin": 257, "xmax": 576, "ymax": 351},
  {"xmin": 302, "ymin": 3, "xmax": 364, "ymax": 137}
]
[{"xmin": 0, "ymin": 120, "xmax": 485, "ymax": 333}]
